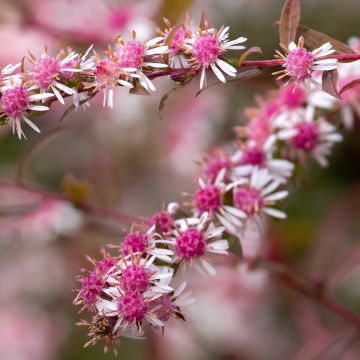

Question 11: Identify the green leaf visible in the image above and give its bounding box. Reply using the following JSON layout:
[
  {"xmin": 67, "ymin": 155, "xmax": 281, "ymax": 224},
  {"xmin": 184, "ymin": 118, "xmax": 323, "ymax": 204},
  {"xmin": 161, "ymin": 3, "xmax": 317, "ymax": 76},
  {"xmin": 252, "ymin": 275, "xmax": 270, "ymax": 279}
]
[{"xmin": 279, "ymin": 0, "xmax": 301, "ymax": 46}]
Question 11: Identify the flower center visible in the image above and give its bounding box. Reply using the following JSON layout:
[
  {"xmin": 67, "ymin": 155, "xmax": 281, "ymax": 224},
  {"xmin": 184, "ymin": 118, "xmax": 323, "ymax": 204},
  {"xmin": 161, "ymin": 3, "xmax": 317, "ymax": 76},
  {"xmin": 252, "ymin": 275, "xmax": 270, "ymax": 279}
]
[
  {"xmin": 233, "ymin": 185, "xmax": 264, "ymax": 216},
  {"xmin": 240, "ymin": 147, "xmax": 265, "ymax": 166},
  {"xmin": 168, "ymin": 27, "xmax": 192, "ymax": 52},
  {"xmin": 193, "ymin": 34, "xmax": 220, "ymax": 66},
  {"xmin": 80, "ymin": 272, "xmax": 103, "ymax": 307},
  {"xmin": 94, "ymin": 59, "xmax": 120, "ymax": 89},
  {"xmin": 120, "ymin": 231, "xmax": 149, "ymax": 256},
  {"xmin": 148, "ymin": 211, "xmax": 173, "ymax": 233},
  {"xmin": 175, "ymin": 228, "xmax": 206, "ymax": 260},
  {"xmin": 117, "ymin": 41, "xmax": 145, "ymax": 68},
  {"xmin": 62, "ymin": 57, "xmax": 80, "ymax": 80},
  {"xmin": 204, "ymin": 155, "xmax": 232, "ymax": 183},
  {"xmin": 117, "ymin": 292, "xmax": 149, "ymax": 322},
  {"xmin": 291, "ymin": 121, "xmax": 319, "ymax": 151},
  {"xmin": 1, "ymin": 86, "xmax": 29, "ymax": 119},
  {"xmin": 153, "ymin": 294, "xmax": 176, "ymax": 322},
  {"xmin": 33, "ymin": 56, "xmax": 61, "ymax": 89},
  {"xmin": 119, "ymin": 264, "xmax": 150, "ymax": 293},
  {"xmin": 278, "ymin": 85, "xmax": 306, "ymax": 109},
  {"xmin": 195, "ymin": 185, "xmax": 222, "ymax": 214},
  {"xmin": 285, "ymin": 48, "xmax": 314, "ymax": 81}
]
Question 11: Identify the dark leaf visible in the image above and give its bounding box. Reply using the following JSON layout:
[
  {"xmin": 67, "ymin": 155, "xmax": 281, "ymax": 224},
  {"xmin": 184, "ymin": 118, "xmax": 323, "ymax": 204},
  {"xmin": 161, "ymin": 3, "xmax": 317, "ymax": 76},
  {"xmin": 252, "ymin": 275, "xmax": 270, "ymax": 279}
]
[
  {"xmin": 237, "ymin": 47, "xmax": 263, "ymax": 66},
  {"xmin": 129, "ymin": 79, "xmax": 150, "ymax": 96},
  {"xmin": 279, "ymin": 0, "xmax": 301, "ymax": 46},
  {"xmin": 297, "ymin": 24, "xmax": 355, "ymax": 54},
  {"xmin": 322, "ymin": 69, "xmax": 340, "ymax": 98},
  {"xmin": 59, "ymin": 93, "xmax": 95, "ymax": 123},
  {"xmin": 159, "ymin": 77, "xmax": 193, "ymax": 119},
  {"xmin": 339, "ymin": 79, "xmax": 360, "ymax": 96},
  {"xmin": 195, "ymin": 67, "xmax": 262, "ymax": 97}
]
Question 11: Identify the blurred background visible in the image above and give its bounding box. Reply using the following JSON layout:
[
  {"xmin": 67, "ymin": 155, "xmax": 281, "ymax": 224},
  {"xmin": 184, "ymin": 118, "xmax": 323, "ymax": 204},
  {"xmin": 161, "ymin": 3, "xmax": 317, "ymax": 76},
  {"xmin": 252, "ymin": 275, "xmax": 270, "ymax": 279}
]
[{"xmin": 0, "ymin": 0, "xmax": 360, "ymax": 359}]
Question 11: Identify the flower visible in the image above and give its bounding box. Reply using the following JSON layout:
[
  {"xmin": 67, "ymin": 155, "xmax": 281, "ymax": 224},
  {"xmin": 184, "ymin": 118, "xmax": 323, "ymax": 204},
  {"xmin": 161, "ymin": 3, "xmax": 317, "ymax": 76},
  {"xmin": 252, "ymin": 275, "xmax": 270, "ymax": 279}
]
[
  {"xmin": 116, "ymin": 31, "xmax": 168, "ymax": 92},
  {"xmin": 273, "ymin": 36, "xmax": 337, "ymax": 88},
  {"xmin": 275, "ymin": 106, "xmax": 343, "ymax": 166},
  {"xmin": 29, "ymin": 48, "xmax": 82, "ymax": 104},
  {"xmin": 0, "ymin": 77, "xmax": 53, "ymax": 139},
  {"xmin": 186, "ymin": 25, "xmax": 246, "ymax": 89},
  {"xmin": 220, "ymin": 168, "xmax": 288, "ymax": 232},
  {"xmin": 170, "ymin": 212, "xmax": 228, "ymax": 275}
]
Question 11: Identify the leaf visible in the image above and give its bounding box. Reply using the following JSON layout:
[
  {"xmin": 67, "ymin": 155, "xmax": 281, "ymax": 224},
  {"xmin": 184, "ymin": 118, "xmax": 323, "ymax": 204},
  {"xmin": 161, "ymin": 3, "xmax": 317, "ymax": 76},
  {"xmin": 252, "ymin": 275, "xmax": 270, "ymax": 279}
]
[
  {"xmin": 159, "ymin": 76, "xmax": 193, "ymax": 120},
  {"xmin": 199, "ymin": 11, "xmax": 209, "ymax": 31},
  {"xmin": 59, "ymin": 93, "xmax": 95, "ymax": 123},
  {"xmin": 163, "ymin": 24, "xmax": 183, "ymax": 65},
  {"xmin": 322, "ymin": 69, "xmax": 340, "ymax": 98},
  {"xmin": 129, "ymin": 79, "xmax": 150, "ymax": 96},
  {"xmin": 195, "ymin": 67, "xmax": 262, "ymax": 97},
  {"xmin": 279, "ymin": 0, "xmax": 301, "ymax": 46},
  {"xmin": 339, "ymin": 79, "xmax": 360, "ymax": 96},
  {"xmin": 296, "ymin": 24, "xmax": 355, "ymax": 54},
  {"xmin": 237, "ymin": 47, "xmax": 263, "ymax": 66}
]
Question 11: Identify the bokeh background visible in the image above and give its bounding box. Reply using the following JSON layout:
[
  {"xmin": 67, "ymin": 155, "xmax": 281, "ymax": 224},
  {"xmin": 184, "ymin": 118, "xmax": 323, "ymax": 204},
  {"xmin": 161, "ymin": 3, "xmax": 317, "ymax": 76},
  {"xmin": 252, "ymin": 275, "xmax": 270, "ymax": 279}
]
[{"xmin": 0, "ymin": 0, "xmax": 360, "ymax": 359}]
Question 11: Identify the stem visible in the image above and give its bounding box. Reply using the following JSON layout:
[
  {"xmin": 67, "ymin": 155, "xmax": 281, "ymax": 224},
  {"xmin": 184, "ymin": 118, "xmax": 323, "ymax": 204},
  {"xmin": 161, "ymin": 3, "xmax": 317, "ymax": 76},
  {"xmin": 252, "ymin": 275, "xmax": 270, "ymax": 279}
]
[
  {"xmin": 245, "ymin": 257, "xmax": 360, "ymax": 331},
  {"xmin": 0, "ymin": 180, "xmax": 137, "ymax": 225}
]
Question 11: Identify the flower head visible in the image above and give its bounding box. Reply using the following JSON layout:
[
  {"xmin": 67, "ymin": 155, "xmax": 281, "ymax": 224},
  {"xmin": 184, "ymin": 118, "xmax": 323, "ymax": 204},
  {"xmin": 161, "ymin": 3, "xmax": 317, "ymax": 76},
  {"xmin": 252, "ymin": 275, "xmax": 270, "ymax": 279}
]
[
  {"xmin": 273, "ymin": 36, "xmax": 337, "ymax": 88},
  {"xmin": 186, "ymin": 25, "xmax": 246, "ymax": 89}
]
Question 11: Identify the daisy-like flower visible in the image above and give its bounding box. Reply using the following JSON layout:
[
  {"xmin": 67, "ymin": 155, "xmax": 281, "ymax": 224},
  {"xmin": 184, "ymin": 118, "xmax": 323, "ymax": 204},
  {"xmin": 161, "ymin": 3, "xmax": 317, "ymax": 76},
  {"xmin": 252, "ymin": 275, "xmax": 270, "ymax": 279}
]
[
  {"xmin": 156, "ymin": 17, "xmax": 193, "ymax": 68},
  {"xmin": 220, "ymin": 168, "xmax": 288, "ymax": 233},
  {"xmin": 151, "ymin": 281, "xmax": 194, "ymax": 323},
  {"xmin": 273, "ymin": 36, "xmax": 338, "ymax": 88},
  {"xmin": 116, "ymin": 31, "xmax": 168, "ymax": 92},
  {"xmin": 201, "ymin": 150, "xmax": 234, "ymax": 184},
  {"xmin": 0, "ymin": 77, "xmax": 53, "ymax": 139},
  {"xmin": 29, "ymin": 47, "xmax": 82, "ymax": 104},
  {"xmin": 90, "ymin": 51, "xmax": 135, "ymax": 108},
  {"xmin": 185, "ymin": 25, "xmax": 246, "ymax": 89},
  {"xmin": 275, "ymin": 105, "xmax": 343, "ymax": 167},
  {"xmin": 170, "ymin": 212, "xmax": 228, "ymax": 275},
  {"xmin": 109, "ymin": 225, "xmax": 174, "ymax": 263},
  {"xmin": 231, "ymin": 138, "xmax": 294, "ymax": 184}
]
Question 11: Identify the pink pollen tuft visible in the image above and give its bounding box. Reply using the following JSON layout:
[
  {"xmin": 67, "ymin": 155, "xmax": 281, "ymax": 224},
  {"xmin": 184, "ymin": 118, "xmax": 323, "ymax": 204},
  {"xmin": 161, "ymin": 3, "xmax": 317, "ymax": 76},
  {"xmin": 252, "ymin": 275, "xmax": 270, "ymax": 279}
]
[
  {"xmin": 291, "ymin": 121, "xmax": 319, "ymax": 151},
  {"xmin": 193, "ymin": 34, "xmax": 220, "ymax": 66},
  {"xmin": 204, "ymin": 155, "xmax": 232, "ymax": 184},
  {"xmin": 62, "ymin": 57, "xmax": 80, "ymax": 80},
  {"xmin": 94, "ymin": 59, "xmax": 120, "ymax": 88},
  {"xmin": 285, "ymin": 48, "xmax": 314, "ymax": 81},
  {"xmin": 1, "ymin": 86, "xmax": 29, "ymax": 119},
  {"xmin": 117, "ymin": 292, "xmax": 149, "ymax": 322},
  {"xmin": 117, "ymin": 41, "xmax": 145, "ymax": 68},
  {"xmin": 148, "ymin": 211, "xmax": 174, "ymax": 234},
  {"xmin": 33, "ymin": 56, "xmax": 60, "ymax": 89},
  {"xmin": 176, "ymin": 228, "xmax": 206, "ymax": 261},
  {"xmin": 168, "ymin": 27, "xmax": 192, "ymax": 53},
  {"xmin": 119, "ymin": 264, "xmax": 150, "ymax": 293},
  {"xmin": 98, "ymin": 257, "xmax": 116, "ymax": 274},
  {"xmin": 278, "ymin": 85, "xmax": 306, "ymax": 109},
  {"xmin": 120, "ymin": 231, "xmax": 149, "ymax": 256},
  {"xmin": 240, "ymin": 147, "xmax": 265, "ymax": 166},
  {"xmin": 153, "ymin": 294, "xmax": 176, "ymax": 322},
  {"xmin": 195, "ymin": 185, "xmax": 222, "ymax": 214},
  {"xmin": 233, "ymin": 185, "xmax": 264, "ymax": 216},
  {"xmin": 80, "ymin": 272, "xmax": 103, "ymax": 307}
]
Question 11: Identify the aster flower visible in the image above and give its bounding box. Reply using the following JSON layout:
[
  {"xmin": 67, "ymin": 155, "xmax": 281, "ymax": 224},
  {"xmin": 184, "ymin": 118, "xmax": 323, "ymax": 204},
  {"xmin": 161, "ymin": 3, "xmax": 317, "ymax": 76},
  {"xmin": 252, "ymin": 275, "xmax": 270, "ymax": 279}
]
[
  {"xmin": 220, "ymin": 168, "xmax": 288, "ymax": 233},
  {"xmin": 185, "ymin": 25, "xmax": 247, "ymax": 89},
  {"xmin": 201, "ymin": 150, "xmax": 234, "ymax": 184},
  {"xmin": 0, "ymin": 77, "xmax": 53, "ymax": 139},
  {"xmin": 109, "ymin": 225, "xmax": 174, "ymax": 263},
  {"xmin": 156, "ymin": 17, "xmax": 193, "ymax": 68},
  {"xmin": 116, "ymin": 31, "xmax": 168, "ymax": 92},
  {"xmin": 231, "ymin": 138, "xmax": 294, "ymax": 184},
  {"xmin": 170, "ymin": 212, "xmax": 228, "ymax": 275},
  {"xmin": 275, "ymin": 105, "xmax": 343, "ymax": 167},
  {"xmin": 273, "ymin": 36, "xmax": 338, "ymax": 88},
  {"xmin": 29, "ymin": 47, "xmax": 81, "ymax": 104}
]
